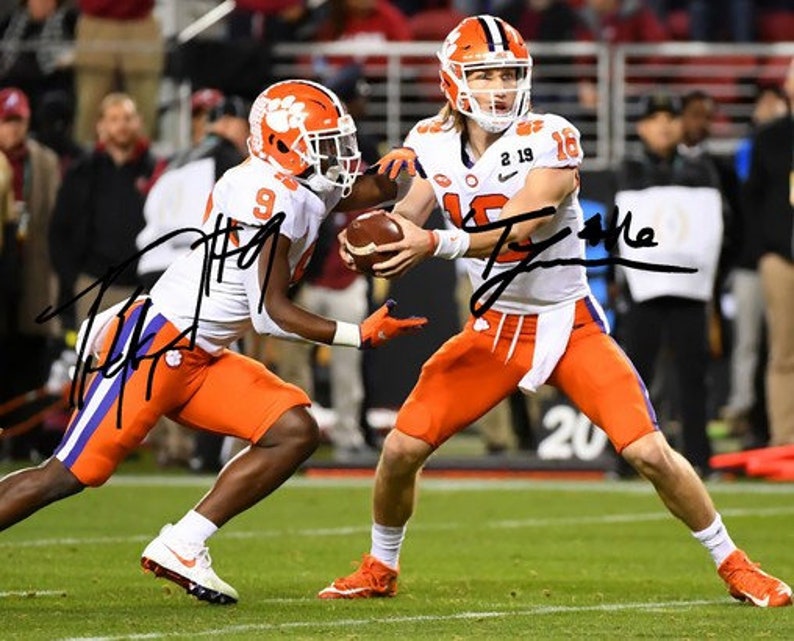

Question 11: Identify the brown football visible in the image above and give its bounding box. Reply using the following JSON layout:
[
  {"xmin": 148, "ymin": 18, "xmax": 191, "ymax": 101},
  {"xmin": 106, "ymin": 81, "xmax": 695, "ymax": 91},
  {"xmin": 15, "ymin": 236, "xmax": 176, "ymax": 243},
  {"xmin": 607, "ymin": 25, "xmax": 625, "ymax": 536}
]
[{"xmin": 345, "ymin": 211, "xmax": 404, "ymax": 275}]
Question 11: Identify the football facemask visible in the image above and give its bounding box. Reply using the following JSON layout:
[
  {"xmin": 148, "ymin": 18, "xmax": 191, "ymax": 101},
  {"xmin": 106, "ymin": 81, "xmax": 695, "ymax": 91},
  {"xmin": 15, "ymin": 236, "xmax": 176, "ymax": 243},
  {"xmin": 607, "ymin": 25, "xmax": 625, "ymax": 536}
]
[{"xmin": 438, "ymin": 15, "xmax": 533, "ymax": 133}]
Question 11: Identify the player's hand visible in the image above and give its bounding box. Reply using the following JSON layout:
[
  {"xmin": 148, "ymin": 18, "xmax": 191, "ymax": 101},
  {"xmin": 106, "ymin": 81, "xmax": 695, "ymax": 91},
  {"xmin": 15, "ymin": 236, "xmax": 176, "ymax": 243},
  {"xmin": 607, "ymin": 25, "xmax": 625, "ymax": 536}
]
[
  {"xmin": 359, "ymin": 299, "xmax": 427, "ymax": 348},
  {"xmin": 337, "ymin": 227, "xmax": 360, "ymax": 272},
  {"xmin": 370, "ymin": 214, "xmax": 436, "ymax": 279},
  {"xmin": 366, "ymin": 147, "xmax": 426, "ymax": 180}
]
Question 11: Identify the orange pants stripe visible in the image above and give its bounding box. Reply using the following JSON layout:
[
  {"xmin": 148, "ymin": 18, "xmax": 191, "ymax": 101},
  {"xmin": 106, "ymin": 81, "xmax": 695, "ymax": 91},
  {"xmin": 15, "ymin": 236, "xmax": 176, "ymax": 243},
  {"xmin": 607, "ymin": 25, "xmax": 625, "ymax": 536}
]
[
  {"xmin": 395, "ymin": 297, "xmax": 658, "ymax": 451},
  {"xmin": 55, "ymin": 301, "xmax": 310, "ymax": 486}
]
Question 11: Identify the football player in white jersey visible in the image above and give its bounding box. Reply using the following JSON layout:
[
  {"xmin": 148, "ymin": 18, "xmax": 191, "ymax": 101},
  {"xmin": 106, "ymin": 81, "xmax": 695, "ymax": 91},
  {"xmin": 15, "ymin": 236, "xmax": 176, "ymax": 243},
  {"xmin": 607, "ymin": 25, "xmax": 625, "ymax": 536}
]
[
  {"xmin": 318, "ymin": 15, "xmax": 791, "ymax": 607},
  {"xmin": 0, "ymin": 80, "xmax": 426, "ymax": 605}
]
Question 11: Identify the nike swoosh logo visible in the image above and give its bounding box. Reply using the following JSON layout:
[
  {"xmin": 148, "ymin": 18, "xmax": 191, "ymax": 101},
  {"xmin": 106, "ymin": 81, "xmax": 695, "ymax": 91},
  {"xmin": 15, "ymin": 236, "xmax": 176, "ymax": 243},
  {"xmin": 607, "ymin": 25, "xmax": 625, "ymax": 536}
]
[
  {"xmin": 741, "ymin": 591, "xmax": 769, "ymax": 607},
  {"xmin": 498, "ymin": 171, "xmax": 518, "ymax": 182},
  {"xmin": 164, "ymin": 544, "xmax": 197, "ymax": 568},
  {"xmin": 319, "ymin": 586, "xmax": 371, "ymax": 596}
]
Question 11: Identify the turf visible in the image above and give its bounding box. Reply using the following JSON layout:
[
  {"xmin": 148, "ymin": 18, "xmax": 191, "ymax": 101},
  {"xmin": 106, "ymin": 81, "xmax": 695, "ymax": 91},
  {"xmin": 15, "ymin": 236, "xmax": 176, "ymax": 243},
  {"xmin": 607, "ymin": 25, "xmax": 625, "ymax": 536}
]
[{"xmin": 2, "ymin": 475, "xmax": 794, "ymax": 640}]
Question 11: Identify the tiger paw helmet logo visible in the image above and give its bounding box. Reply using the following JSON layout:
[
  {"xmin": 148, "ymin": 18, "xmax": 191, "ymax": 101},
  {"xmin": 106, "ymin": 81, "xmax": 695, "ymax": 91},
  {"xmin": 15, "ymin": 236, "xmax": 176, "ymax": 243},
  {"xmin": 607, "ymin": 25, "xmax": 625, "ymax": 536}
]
[{"xmin": 262, "ymin": 95, "xmax": 307, "ymax": 133}]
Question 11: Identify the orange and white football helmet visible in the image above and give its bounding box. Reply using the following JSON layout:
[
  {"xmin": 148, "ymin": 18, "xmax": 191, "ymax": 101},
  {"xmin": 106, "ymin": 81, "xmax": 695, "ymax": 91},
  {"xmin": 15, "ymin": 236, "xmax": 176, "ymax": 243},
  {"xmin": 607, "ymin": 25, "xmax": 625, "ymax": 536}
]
[
  {"xmin": 438, "ymin": 15, "xmax": 532, "ymax": 133},
  {"xmin": 248, "ymin": 79, "xmax": 362, "ymax": 196}
]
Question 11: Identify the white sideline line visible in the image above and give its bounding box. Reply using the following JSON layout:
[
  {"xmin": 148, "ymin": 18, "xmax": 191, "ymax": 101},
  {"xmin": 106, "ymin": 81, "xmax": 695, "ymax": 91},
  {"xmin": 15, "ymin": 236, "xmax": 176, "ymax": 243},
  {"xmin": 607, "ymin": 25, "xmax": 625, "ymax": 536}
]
[
  {"xmin": 4, "ymin": 505, "xmax": 794, "ymax": 549},
  {"xmin": 0, "ymin": 589, "xmax": 66, "ymax": 598},
  {"xmin": 59, "ymin": 598, "xmax": 726, "ymax": 641}
]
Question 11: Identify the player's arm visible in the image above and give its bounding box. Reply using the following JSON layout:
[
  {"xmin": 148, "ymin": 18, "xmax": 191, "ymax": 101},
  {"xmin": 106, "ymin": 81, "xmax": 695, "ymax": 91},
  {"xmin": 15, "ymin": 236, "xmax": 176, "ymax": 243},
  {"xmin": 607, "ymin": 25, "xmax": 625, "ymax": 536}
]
[
  {"xmin": 337, "ymin": 145, "xmax": 426, "ymax": 212},
  {"xmin": 255, "ymin": 233, "xmax": 337, "ymax": 343},
  {"xmin": 465, "ymin": 166, "xmax": 577, "ymax": 258},
  {"xmin": 336, "ymin": 172, "xmax": 397, "ymax": 212},
  {"xmin": 247, "ymin": 232, "xmax": 426, "ymax": 348},
  {"xmin": 371, "ymin": 167, "xmax": 576, "ymax": 278}
]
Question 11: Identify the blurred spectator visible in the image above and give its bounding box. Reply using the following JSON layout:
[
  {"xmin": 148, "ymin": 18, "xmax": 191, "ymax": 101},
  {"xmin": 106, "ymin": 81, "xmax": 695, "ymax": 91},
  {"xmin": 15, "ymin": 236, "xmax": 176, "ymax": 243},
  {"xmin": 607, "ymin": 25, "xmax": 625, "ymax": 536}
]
[
  {"xmin": 49, "ymin": 93, "xmax": 159, "ymax": 331},
  {"xmin": 677, "ymin": 89, "xmax": 745, "ymax": 437},
  {"xmin": 31, "ymin": 89, "xmax": 84, "ymax": 175},
  {"xmin": 0, "ymin": 0, "xmax": 77, "ymax": 128},
  {"xmin": 516, "ymin": 0, "xmax": 580, "ymax": 41},
  {"xmin": 743, "ymin": 77, "xmax": 794, "ymax": 446},
  {"xmin": 722, "ymin": 86, "xmax": 788, "ymax": 447},
  {"xmin": 0, "ymin": 149, "xmax": 12, "ymax": 252},
  {"xmin": 188, "ymin": 87, "xmax": 224, "ymax": 147},
  {"xmin": 688, "ymin": 0, "xmax": 755, "ymax": 43},
  {"xmin": 72, "ymin": 0, "xmax": 164, "ymax": 145},
  {"xmin": 137, "ymin": 95, "xmax": 250, "ymax": 291},
  {"xmin": 0, "ymin": 87, "xmax": 61, "ymax": 460},
  {"xmin": 735, "ymin": 85, "xmax": 788, "ymax": 183},
  {"xmin": 612, "ymin": 92, "xmax": 727, "ymax": 477},
  {"xmin": 678, "ymin": 90, "xmax": 741, "ymax": 294},
  {"xmin": 313, "ymin": 0, "xmax": 412, "ymax": 70}
]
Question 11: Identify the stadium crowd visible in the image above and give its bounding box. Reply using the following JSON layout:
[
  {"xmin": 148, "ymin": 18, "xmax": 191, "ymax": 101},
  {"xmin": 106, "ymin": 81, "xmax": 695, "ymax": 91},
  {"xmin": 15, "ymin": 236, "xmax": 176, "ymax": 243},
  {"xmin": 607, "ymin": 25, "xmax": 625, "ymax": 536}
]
[{"xmin": 0, "ymin": 0, "xmax": 793, "ymax": 474}]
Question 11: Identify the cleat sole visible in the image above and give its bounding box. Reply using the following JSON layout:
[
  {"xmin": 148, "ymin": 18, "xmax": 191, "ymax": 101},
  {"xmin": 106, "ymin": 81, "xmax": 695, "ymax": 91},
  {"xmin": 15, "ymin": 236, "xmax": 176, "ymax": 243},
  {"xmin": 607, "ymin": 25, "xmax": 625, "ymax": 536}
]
[{"xmin": 141, "ymin": 557, "xmax": 238, "ymax": 605}]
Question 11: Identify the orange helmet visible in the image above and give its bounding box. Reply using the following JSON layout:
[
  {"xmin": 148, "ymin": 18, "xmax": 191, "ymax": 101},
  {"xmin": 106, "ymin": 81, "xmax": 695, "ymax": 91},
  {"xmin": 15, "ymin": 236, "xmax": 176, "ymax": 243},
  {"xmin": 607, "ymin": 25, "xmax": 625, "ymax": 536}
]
[
  {"xmin": 437, "ymin": 15, "xmax": 532, "ymax": 133},
  {"xmin": 248, "ymin": 80, "xmax": 361, "ymax": 196}
]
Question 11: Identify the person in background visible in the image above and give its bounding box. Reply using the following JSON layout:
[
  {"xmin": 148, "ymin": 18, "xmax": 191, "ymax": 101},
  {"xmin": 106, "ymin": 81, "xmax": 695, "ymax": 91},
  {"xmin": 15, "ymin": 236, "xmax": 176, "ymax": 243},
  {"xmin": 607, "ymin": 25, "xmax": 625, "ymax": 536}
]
[
  {"xmin": 0, "ymin": 0, "xmax": 77, "ymax": 127},
  {"xmin": 613, "ymin": 92, "xmax": 728, "ymax": 479},
  {"xmin": 676, "ymin": 89, "xmax": 740, "ymax": 426},
  {"xmin": 72, "ymin": 0, "xmax": 164, "ymax": 144},
  {"xmin": 137, "ymin": 95, "xmax": 250, "ymax": 291},
  {"xmin": 743, "ymin": 71, "xmax": 794, "ymax": 447},
  {"xmin": 49, "ymin": 92, "xmax": 159, "ymax": 332},
  {"xmin": 0, "ymin": 87, "xmax": 61, "ymax": 461},
  {"xmin": 188, "ymin": 88, "xmax": 225, "ymax": 148},
  {"xmin": 31, "ymin": 89, "xmax": 85, "ymax": 176},
  {"xmin": 723, "ymin": 85, "xmax": 788, "ymax": 448}
]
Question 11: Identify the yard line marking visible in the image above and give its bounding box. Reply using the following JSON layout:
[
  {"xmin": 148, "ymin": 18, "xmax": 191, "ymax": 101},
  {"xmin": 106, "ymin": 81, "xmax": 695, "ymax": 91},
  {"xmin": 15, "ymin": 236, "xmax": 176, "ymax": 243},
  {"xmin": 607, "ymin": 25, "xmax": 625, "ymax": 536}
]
[
  {"xmin": 102, "ymin": 475, "xmax": 794, "ymax": 495},
  {"xmin": 58, "ymin": 598, "xmax": 726, "ymax": 641},
  {"xmin": 5, "ymin": 505, "xmax": 794, "ymax": 549},
  {"xmin": 0, "ymin": 589, "xmax": 67, "ymax": 598}
]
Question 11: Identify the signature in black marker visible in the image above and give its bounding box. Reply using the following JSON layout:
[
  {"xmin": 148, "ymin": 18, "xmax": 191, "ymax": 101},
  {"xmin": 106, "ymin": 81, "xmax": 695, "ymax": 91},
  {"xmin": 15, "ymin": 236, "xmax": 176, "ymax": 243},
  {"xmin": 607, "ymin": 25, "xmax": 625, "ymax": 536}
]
[
  {"xmin": 36, "ymin": 212, "xmax": 284, "ymax": 427},
  {"xmin": 455, "ymin": 205, "xmax": 693, "ymax": 317}
]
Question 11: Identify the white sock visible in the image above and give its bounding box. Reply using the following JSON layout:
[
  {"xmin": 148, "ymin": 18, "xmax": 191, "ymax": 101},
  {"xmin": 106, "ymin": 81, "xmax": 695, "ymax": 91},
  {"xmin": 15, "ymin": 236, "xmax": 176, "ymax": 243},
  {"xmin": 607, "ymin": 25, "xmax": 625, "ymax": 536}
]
[
  {"xmin": 692, "ymin": 513, "xmax": 737, "ymax": 567},
  {"xmin": 370, "ymin": 523, "xmax": 405, "ymax": 570},
  {"xmin": 167, "ymin": 510, "xmax": 219, "ymax": 546}
]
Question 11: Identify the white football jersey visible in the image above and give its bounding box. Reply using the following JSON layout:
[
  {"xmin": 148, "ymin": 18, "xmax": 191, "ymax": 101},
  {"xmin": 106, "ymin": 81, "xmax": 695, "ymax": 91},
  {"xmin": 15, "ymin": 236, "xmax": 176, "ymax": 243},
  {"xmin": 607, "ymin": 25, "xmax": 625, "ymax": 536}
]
[
  {"xmin": 150, "ymin": 155, "xmax": 342, "ymax": 353},
  {"xmin": 405, "ymin": 112, "xmax": 590, "ymax": 315}
]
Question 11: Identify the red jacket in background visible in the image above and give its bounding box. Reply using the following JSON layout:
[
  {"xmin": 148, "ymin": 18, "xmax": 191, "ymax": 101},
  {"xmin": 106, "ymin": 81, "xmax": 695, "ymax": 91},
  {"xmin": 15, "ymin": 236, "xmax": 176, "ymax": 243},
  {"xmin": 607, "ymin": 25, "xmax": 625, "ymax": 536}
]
[
  {"xmin": 78, "ymin": 0, "xmax": 155, "ymax": 20},
  {"xmin": 316, "ymin": 0, "xmax": 412, "ymax": 44}
]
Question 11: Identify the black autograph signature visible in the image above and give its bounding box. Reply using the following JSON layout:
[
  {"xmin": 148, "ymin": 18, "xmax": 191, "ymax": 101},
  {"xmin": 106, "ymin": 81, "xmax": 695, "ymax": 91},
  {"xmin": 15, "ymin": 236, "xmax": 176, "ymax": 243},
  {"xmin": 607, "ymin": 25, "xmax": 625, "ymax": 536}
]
[
  {"xmin": 458, "ymin": 205, "xmax": 696, "ymax": 317},
  {"xmin": 35, "ymin": 212, "xmax": 284, "ymax": 427}
]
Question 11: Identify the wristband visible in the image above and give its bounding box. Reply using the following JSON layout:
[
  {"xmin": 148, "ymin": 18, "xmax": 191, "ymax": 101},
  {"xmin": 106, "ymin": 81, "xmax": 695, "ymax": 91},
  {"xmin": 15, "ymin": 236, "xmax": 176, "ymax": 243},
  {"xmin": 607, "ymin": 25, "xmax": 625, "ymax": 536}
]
[
  {"xmin": 332, "ymin": 321, "xmax": 362, "ymax": 347},
  {"xmin": 432, "ymin": 229, "xmax": 470, "ymax": 260},
  {"xmin": 426, "ymin": 229, "xmax": 438, "ymax": 255}
]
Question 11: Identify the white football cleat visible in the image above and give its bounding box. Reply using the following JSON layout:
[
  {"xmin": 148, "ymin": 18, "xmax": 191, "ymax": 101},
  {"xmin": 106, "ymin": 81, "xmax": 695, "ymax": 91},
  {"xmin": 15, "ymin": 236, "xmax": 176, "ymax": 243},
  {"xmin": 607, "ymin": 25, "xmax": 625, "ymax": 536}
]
[{"xmin": 141, "ymin": 525, "xmax": 239, "ymax": 605}]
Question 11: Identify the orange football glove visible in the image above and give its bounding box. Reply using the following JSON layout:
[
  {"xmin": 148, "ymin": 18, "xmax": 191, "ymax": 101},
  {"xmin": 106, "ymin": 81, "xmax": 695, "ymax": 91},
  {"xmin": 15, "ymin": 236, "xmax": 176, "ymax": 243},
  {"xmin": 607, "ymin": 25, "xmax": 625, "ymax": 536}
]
[
  {"xmin": 365, "ymin": 147, "xmax": 426, "ymax": 180},
  {"xmin": 359, "ymin": 299, "xmax": 427, "ymax": 349}
]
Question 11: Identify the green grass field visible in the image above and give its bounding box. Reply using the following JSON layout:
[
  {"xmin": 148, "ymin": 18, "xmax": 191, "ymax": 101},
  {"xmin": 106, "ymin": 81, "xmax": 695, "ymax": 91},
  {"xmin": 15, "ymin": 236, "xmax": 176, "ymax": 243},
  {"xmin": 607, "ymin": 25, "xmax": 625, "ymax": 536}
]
[{"xmin": 3, "ymin": 474, "xmax": 794, "ymax": 640}]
